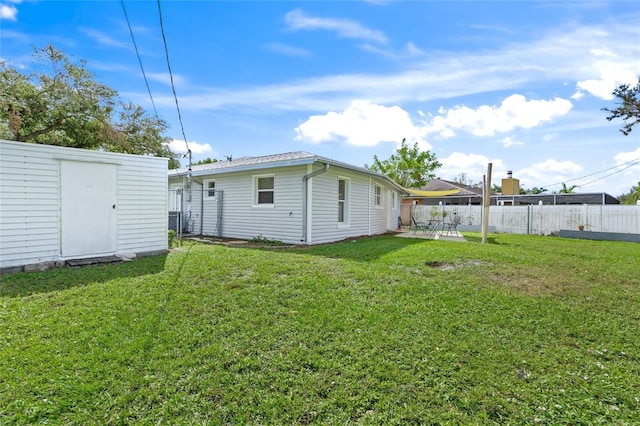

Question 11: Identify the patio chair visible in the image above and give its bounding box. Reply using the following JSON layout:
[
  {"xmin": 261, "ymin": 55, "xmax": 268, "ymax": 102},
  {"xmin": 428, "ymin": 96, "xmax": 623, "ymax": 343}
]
[
  {"xmin": 411, "ymin": 216, "xmax": 427, "ymax": 234},
  {"xmin": 443, "ymin": 213, "xmax": 461, "ymax": 235}
]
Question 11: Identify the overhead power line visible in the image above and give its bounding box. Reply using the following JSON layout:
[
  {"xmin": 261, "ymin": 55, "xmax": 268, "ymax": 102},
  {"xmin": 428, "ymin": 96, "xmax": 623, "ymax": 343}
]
[
  {"xmin": 579, "ymin": 158, "xmax": 640, "ymax": 188},
  {"xmin": 157, "ymin": 0, "xmax": 191, "ymax": 166},
  {"xmin": 542, "ymin": 156, "xmax": 640, "ymax": 189},
  {"xmin": 121, "ymin": 0, "xmax": 159, "ymax": 119}
]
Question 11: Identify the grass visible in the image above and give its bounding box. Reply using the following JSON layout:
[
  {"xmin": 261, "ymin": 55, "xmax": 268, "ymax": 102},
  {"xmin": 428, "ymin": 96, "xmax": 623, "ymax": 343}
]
[{"xmin": 1, "ymin": 233, "xmax": 639, "ymax": 424}]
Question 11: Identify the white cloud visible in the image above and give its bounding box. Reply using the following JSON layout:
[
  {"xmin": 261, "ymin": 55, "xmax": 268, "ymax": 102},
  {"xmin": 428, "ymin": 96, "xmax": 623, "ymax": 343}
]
[
  {"xmin": 517, "ymin": 159, "xmax": 583, "ymax": 188},
  {"xmin": 0, "ymin": 3, "xmax": 18, "ymax": 20},
  {"xmin": 167, "ymin": 139, "xmax": 213, "ymax": 155},
  {"xmin": 502, "ymin": 137, "xmax": 524, "ymax": 147},
  {"xmin": 151, "ymin": 20, "xmax": 639, "ymax": 116},
  {"xmin": 80, "ymin": 28, "xmax": 130, "ymax": 49},
  {"xmin": 264, "ymin": 42, "xmax": 312, "ymax": 58},
  {"xmin": 146, "ymin": 72, "xmax": 185, "ymax": 86},
  {"xmin": 614, "ymin": 146, "xmax": 640, "ymax": 164},
  {"xmin": 284, "ymin": 9, "xmax": 388, "ymax": 44},
  {"xmin": 295, "ymin": 100, "xmax": 429, "ymax": 148},
  {"xmin": 614, "ymin": 147, "xmax": 640, "ymax": 176},
  {"xmin": 574, "ymin": 63, "xmax": 638, "ymax": 100},
  {"xmin": 570, "ymin": 91, "xmax": 584, "ymax": 100},
  {"xmin": 361, "ymin": 41, "xmax": 425, "ymax": 59},
  {"xmin": 425, "ymin": 95, "xmax": 573, "ymax": 138},
  {"xmin": 439, "ymin": 152, "xmax": 505, "ymax": 182}
]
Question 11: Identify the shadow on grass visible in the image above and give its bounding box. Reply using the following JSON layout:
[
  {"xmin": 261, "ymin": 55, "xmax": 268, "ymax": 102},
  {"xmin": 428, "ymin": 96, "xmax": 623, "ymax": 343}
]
[
  {"xmin": 462, "ymin": 234, "xmax": 501, "ymax": 244},
  {"xmin": 0, "ymin": 254, "xmax": 168, "ymax": 298},
  {"xmin": 250, "ymin": 233, "xmax": 432, "ymax": 263}
]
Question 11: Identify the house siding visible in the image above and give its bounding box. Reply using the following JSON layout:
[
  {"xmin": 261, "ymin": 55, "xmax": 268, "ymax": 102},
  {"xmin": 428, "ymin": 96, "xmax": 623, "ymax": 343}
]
[
  {"xmin": 309, "ymin": 168, "xmax": 397, "ymax": 245},
  {"xmin": 0, "ymin": 140, "xmax": 168, "ymax": 270},
  {"xmin": 171, "ymin": 166, "xmax": 305, "ymax": 244},
  {"xmin": 168, "ymin": 160, "xmax": 404, "ymax": 245}
]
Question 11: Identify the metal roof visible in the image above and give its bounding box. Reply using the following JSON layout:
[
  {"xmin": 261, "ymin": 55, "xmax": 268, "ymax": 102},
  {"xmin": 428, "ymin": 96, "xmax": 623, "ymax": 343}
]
[{"xmin": 169, "ymin": 151, "xmax": 408, "ymax": 194}]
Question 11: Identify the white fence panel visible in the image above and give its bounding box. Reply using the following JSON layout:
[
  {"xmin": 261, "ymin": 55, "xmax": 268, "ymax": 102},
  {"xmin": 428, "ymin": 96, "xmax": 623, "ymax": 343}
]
[
  {"xmin": 410, "ymin": 204, "xmax": 640, "ymax": 235},
  {"xmin": 492, "ymin": 206, "xmax": 530, "ymax": 234}
]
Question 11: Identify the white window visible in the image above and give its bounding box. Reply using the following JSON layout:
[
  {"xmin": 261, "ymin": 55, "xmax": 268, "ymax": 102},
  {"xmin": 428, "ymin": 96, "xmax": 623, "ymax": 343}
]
[
  {"xmin": 375, "ymin": 185, "xmax": 382, "ymax": 207},
  {"xmin": 255, "ymin": 175, "xmax": 275, "ymax": 205},
  {"xmin": 338, "ymin": 178, "xmax": 349, "ymax": 224},
  {"xmin": 392, "ymin": 191, "xmax": 397, "ymax": 210},
  {"xmin": 204, "ymin": 179, "xmax": 216, "ymax": 198}
]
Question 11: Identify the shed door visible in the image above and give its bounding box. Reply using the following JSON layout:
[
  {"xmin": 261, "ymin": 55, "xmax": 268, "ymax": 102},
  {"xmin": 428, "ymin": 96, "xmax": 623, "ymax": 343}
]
[{"xmin": 61, "ymin": 161, "xmax": 117, "ymax": 257}]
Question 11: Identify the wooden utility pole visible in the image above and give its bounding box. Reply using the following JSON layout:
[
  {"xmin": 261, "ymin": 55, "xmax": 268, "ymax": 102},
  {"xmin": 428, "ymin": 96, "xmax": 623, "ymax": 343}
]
[{"xmin": 482, "ymin": 162, "xmax": 493, "ymax": 243}]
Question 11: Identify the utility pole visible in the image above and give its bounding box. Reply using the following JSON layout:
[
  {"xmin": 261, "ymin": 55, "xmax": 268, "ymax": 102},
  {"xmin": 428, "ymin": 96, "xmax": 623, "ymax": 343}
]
[{"xmin": 482, "ymin": 162, "xmax": 492, "ymax": 244}]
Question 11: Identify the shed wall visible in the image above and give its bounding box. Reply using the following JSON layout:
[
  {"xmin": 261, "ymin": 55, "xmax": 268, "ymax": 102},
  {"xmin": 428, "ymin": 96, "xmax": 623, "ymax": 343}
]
[{"xmin": 0, "ymin": 140, "xmax": 168, "ymax": 269}]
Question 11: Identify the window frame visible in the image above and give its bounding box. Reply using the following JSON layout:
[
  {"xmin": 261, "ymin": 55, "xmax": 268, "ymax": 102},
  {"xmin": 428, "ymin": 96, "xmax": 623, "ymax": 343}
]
[
  {"xmin": 204, "ymin": 179, "xmax": 216, "ymax": 198},
  {"xmin": 338, "ymin": 177, "xmax": 350, "ymax": 227},
  {"xmin": 254, "ymin": 174, "xmax": 275, "ymax": 207},
  {"xmin": 374, "ymin": 184, "xmax": 382, "ymax": 208}
]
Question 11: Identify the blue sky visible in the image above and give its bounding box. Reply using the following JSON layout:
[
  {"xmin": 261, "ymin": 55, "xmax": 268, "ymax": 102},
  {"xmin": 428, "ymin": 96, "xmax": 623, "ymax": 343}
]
[{"xmin": 2, "ymin": 1, "xmax": 639, "ymax": 195}]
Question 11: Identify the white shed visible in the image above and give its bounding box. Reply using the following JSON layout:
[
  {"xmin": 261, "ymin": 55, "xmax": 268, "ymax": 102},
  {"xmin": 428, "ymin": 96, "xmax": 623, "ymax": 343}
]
[
  {"xmin": 168, "ymin": 152, "xmax": 407, "ymax": 245},
  {"xmin": 0, "ymin": 140, "xmax": 168, "ymax": 272}
]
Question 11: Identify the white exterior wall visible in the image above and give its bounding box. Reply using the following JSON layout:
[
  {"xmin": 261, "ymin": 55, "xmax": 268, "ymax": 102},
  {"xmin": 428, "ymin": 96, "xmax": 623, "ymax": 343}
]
[
  {"xmin": 168, "ymin": 178, "xmax": 204, "ymax": 235},
  {"xmin": 0, "ymin": 140, "xmax": 168, "ymax": 269},
  {"xmin": 218, "ymin": 166, "xmax": 304, "ymax": 243},
  {"xmin": 309, "ymin": 167, "xmax": 400, "ymax": 245},
  {"xmin": 170, "ymin": 163, "xmax": 404, "ymax": 245},
  {"xmin": 171, "ymin": 166, "xmax": 305, "ymax": 244}
]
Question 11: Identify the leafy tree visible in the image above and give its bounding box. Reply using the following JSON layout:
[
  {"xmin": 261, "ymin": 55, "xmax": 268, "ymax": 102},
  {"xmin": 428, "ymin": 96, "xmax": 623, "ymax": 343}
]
[
  {"xmin": 618, "ymin": 181, "xmax": 640, "ymax": 205},
  {"xmin": 603, "ymin": 77, "xmax": 640, "ymax": 135},
  {"xmin": 193, "ymin": 157, "xmax": 218, "ymax": 166},
  {"xmin": 454, "ymin": 173, "xmax": 481, "ymax": 188},
  {"xmin": 109, "ymin": 103, "xmax": 180, "ymax": 169},
  {"xmin": 366, "ymin": 138, "xmax": 441, "ymax": 188},
  {"xmin": 0, "ymin": 45, "xmax": 178, "ymax": 168}
]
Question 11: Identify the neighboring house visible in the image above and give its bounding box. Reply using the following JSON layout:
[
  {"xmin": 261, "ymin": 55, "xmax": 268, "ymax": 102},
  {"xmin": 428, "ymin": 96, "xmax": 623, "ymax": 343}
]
[
  {"xmin": 403, "ymin": 178, "xmax": 485, "ymax": 207},
  {"xmin": 400, "ymin": 177, "xmax": 619, "ymax": 226},
  {"xmin": 168, "ymin": 151, "xmax": 407, "ymax": 245},
  {"xmin": 0, "ymin": 139, "xmax": 168, "ymax": 272}
]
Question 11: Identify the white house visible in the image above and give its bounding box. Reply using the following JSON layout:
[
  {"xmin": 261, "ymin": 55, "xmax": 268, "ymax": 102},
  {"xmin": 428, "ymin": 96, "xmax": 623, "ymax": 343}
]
[
  {"xmin": 0, "ymin": 139, "xmax": 168, "ymax": 272},
  {"xmin": 168, "ymin": 152, "xmax": 407, "ymax": 245}
]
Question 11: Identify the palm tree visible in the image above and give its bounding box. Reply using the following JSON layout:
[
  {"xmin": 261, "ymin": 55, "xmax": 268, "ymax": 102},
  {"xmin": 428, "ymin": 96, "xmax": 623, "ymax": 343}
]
[
  {"xmin": 558, "ymin": 183, "xmax": 579, "ymax": 194},
  {"xmin": 619, "ymin": 181, "xmax": 640, "ymax": 204}
]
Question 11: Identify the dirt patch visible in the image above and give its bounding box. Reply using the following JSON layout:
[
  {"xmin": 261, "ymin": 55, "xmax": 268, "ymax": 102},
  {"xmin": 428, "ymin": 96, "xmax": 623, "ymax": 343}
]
[{"xmin": 425, "ymin": 260, "xmax": 493, "ymax": 271}]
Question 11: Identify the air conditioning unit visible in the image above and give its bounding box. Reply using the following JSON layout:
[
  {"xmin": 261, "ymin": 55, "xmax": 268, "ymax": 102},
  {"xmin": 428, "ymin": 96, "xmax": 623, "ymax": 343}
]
[{"xmin": 168, "ymin": 211, "xmax": 182, "ymax": 232}]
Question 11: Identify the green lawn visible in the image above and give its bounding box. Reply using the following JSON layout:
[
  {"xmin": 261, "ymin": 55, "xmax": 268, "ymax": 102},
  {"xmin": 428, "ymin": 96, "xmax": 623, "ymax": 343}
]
[{"xmin": 1, "ymin": 233, "xmax": 639, "ymax": 424}]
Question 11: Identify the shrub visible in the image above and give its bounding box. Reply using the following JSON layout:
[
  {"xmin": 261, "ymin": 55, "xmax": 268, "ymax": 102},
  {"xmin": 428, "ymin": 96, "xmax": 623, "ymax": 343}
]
[{"xmin": 168, "ymin": 230, "xmax": 177, "ymax": 248}]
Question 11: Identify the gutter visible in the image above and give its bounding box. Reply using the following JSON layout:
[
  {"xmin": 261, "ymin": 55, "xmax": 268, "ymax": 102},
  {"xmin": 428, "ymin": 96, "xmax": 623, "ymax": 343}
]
[{"xmin": 302, "ymin": 163, "xmax": 330, "ymax": 243}]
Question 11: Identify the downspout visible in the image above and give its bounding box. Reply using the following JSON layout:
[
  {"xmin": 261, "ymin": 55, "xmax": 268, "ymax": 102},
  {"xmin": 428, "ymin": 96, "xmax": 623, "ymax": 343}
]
[
  {"xmin": 368, "ymin": 176, "xmax": 372, "ymax": 236},
  {"xmin": 190, "ymin": 176, "xmax": 204, "ymax": 235},
  {"xmin": 302, "ymin": 163, "xmax": 330, "ymax": 244}
]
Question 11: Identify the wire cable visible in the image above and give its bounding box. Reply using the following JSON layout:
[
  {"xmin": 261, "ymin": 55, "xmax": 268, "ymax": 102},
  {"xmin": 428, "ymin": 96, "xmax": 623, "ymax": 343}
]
[
  {"xmin": 579, "ymin": 158, "xmax": 640, "ymax": 188},
  {"xmin": 121, "ymin": 0, "xmax": 159, "ymax": 119},
  {"xmin": 542, "ymin": 156, "xmax": 640, "ymax": 189},
  {"xmin": 157, "ymin": 0, "xmax": 191, "ymax": 163}
]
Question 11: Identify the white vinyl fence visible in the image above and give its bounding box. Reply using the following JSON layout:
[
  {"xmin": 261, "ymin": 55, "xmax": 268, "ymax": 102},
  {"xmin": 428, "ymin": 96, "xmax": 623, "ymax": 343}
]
[{"xmin": 408, "ymin": 204, "xmax": 640, "ymax": 235}]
